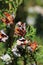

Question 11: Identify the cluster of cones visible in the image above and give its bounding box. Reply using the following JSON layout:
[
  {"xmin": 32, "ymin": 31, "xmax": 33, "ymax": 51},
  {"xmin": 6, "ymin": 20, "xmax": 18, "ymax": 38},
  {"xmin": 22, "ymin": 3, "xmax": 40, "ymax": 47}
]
[{"xmin": 0, "ymin": 12, "xmax": 38, "ymax": 64}]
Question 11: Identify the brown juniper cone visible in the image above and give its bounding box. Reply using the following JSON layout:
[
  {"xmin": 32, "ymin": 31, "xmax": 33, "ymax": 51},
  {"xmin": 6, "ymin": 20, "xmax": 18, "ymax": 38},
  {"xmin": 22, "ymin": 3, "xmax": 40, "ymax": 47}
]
[
  {"xmin": 0, "ymin": 32, "xmax": 7, "ymax": 38},
  {"xmin": 0, "ymin": 30, "xmax": 8, "ymax": 42},
  {"xmin": 1, "ymin": 12, "xmax": 14, "ymax": 25},
  {"xmin": 1, "ymin": 18, "xmax": 7, "ymax": 24},
  {"xmin": 29, "ymin": 41, "xmax": 38, "ymax": 52},
  {"xmin": 14, "ymin": 22, "xmax": 26, "ymax": 37}
]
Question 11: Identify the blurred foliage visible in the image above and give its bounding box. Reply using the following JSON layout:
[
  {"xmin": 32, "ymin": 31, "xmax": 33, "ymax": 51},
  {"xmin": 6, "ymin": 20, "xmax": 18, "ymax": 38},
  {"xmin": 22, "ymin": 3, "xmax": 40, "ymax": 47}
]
[
  {"xmin": 24, "ymin": 0, "xmax": 43, "ymax": 6},
  {"xmin": 36, "ymin": 14, "xmax": 43, "ymax": 36},
  {"xmin": 36, "ymin": 0, "xmax": 43, "ymax": 6}
]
